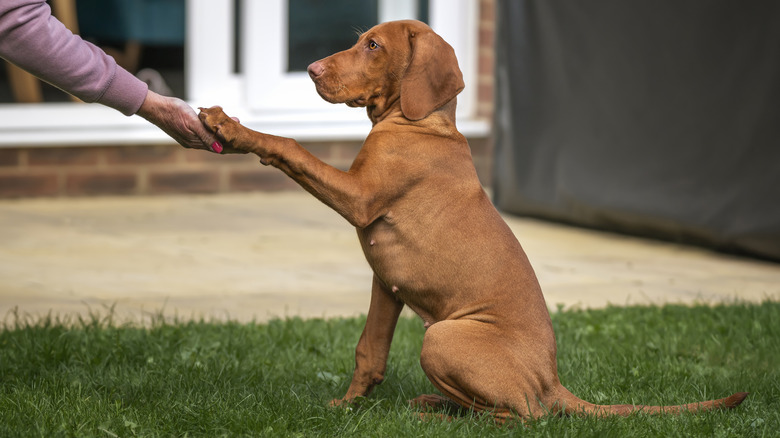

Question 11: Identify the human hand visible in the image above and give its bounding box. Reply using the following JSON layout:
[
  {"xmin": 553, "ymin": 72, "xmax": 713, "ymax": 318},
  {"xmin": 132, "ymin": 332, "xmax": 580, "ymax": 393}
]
[{"xmin": 136, "ymin": 90, "xmax": 244, "ymax": 154}]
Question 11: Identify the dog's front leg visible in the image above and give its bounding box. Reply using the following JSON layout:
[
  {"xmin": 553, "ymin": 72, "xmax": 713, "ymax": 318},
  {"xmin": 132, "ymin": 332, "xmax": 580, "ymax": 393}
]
[
  {"xmin": 198, "ymin": 106, "xmax": 287, "ymax": 164},
  {"xmin": 199, "ymin": 106, "xmax": 387, "ymax": 228},
  {"xmin": 332, "ymin": 275, "xmax": 404, "ymax": 406}
]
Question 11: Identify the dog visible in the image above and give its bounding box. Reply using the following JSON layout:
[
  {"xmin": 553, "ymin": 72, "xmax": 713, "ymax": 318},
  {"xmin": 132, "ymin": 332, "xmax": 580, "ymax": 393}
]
[{"xmin": 198, "ymin": 19, "xmax": 747, "ymax": 420}]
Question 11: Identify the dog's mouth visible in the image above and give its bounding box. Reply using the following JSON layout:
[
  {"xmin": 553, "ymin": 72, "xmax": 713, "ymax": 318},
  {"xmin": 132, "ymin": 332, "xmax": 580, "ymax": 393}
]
[
  {"xmin": 312, "ymin": 77, "xmax": 377, "ymax": 108},
  {"xmin": 312, "ymin": 79, "xmax": 358, "ymax": 105}
]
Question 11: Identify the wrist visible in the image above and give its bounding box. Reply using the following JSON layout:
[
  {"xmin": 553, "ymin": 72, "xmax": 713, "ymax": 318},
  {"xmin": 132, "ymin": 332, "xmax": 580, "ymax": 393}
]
[{"xmin": 136, "ymin": 90, "xmax": 164, "ymax": 121}]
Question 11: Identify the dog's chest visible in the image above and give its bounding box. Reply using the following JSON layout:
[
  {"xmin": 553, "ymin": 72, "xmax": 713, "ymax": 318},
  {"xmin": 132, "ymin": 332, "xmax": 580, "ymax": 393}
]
[
  {"xmin": 356, "ymin": 211, "xmax": 445, "ymax": 305},
  {"xmin": 357, "ymin": 213, "xmax": 410, "ymax": 281}
]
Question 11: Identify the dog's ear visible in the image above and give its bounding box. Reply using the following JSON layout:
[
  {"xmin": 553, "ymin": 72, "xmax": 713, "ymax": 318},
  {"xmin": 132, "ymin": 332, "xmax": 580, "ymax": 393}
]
[{"xmin": 400, "ymin": 30, "xmax": 465, "ymax": 121}]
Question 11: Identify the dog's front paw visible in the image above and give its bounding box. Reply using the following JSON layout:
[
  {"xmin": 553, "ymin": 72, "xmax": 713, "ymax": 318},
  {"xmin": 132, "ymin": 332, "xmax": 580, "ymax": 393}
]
[
  {"xmin": 329, "ymin": 398, "xmax": 348, "ymax": 408},
  {"xmin": 198, "ymin": 106, "xmax": 249, "ymax": 155},
  {"xmin": 198, "ymin": 106, "xmax": 239, "ymax": 142},
  {"xmin": 328, "ymin": 396, "xmax": 366, "ymax": 410}
]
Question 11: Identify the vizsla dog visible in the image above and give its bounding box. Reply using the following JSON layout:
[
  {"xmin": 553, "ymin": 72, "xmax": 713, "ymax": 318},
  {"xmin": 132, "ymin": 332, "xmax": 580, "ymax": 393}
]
[{"xmin": 199, "ymin": 20, "xmax": 747, "ymax": 420}]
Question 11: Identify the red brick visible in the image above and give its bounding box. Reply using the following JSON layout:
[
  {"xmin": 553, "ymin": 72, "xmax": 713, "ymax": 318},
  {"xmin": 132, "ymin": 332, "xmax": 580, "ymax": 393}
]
[
  {"xmin": 183, "ymin": 148, "xmax": 258, "ymax": 164},
  {"xmin": 0, "ymin": 173, "xmax": 59, "ymax": 197},
  {"xmin": 229, "ymin": 169, "xmax": 298, "ymax": 192},
  {"xmin": 479, "ymin": 27, "xmax": 494, "ymax": 50},
  {"xmin": 478, "ymin": 82, "xmax": 494, "ymax": 104},
  {"xmin": 27, "ymin": 147, "xmax": 100, "ymax": 166},
  {"xmin": 478, "ymin": 52, "xmax": 494, "ymax": 75},
  {"xmin": 300, "ymin": 142, "xmax": 335, "ymax": 161},
  {"xmin": 333, "ymin": 141, "xmax": 363, "ymax": 161},
  {"xmin": 480, "ymin": 0, "xmax": 495, "ymax": 22},
  {"xmin": 66, "ymin": 172, "xmax": 138, "ymax": 196},
  {"xmin": 104, "ymin": 144, "xmax": 179, "ymax": 165},
  {"xmin": 476, "ymin": 103, "xmax": 494, "ymax": 121},
  {"xmin": 474, "ymin": 159, "xmax": 493, "ymax": 187},
  {"xmin": 469, "ymin": 137, "xmax": 492, "ymax": 158},
  {"xmin": 0, "ymin": 149, "xmax": 20, "ymax": 167},
  {"xmin": 149, "ymin": 170, "xmax": 220, "ymax": 194}
]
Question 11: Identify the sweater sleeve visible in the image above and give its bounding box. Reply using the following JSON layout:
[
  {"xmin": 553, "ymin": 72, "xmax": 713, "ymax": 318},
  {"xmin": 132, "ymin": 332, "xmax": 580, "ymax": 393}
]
[{"xmin": 0, "ymin": 0, "xmax": 148, "ymax": 115}]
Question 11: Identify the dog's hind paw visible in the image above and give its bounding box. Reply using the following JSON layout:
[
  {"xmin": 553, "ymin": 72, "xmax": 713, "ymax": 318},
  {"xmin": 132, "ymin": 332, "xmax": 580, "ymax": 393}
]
[{"xmin": 410, "ymin": 394, "xmax": 454, "ymax": 409}]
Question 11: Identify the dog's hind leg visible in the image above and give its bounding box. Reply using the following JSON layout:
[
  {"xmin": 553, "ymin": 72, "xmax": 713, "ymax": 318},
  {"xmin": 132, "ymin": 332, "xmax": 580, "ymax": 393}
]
[{"xmin": 416, "ymin": 319, "xmax": 555, "ymax": 420}]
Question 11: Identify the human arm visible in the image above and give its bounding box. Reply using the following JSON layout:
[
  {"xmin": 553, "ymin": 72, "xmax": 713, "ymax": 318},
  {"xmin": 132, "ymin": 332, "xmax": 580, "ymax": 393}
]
[
  {"xmin": 0, "ymin": 0, "xmax": 227, "ymax": 152},
  {"xmin": 0, "ymin": 0, "xmax": 147, "ymax": 115}
]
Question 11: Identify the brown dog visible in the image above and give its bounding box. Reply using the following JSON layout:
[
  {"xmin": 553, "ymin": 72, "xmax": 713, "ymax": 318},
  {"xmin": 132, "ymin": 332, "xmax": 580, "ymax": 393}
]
[{"xmin": 199, "ymin": 20, "xmax": 747, "ymax": 420}]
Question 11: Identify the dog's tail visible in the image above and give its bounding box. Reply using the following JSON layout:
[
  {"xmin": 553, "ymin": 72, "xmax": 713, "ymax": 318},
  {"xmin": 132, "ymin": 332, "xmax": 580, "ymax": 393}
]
[{"xmin": 554, "ymin": 387, "xmax": 748, "ymax": 417}]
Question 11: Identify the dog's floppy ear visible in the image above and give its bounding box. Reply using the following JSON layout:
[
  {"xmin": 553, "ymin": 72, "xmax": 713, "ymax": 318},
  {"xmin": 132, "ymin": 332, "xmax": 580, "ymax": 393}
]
[{"xmin": 400, "ymin": 30, "xmax": 465, "ymax": 121}]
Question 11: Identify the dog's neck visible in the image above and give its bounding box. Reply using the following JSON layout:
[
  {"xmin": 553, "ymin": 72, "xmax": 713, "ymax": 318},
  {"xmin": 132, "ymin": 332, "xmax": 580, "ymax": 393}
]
[
  {"xmin": 366, "ymin": 93, "xmax": 401, "ymax": 125},
  {"xmin": 367, "ymin": 97, "xmax": 458, "ymax": 126}
]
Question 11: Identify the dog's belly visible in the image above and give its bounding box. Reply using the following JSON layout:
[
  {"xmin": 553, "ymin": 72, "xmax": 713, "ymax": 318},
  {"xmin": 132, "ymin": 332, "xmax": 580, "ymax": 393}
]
[
  {"xmin": 355, "ymin": 196, "xmax": 549, "ymax": 327},
  {"xmin": 358, "ymin": 219, "xmax": 426, "ymax": 291},
  {"xmin": 356, "ymin": 209, "xmax": 501, "ymax": 322},
  {"xmin": 357, "ymin": 215, "xmax": 442, "ymax": 304}
]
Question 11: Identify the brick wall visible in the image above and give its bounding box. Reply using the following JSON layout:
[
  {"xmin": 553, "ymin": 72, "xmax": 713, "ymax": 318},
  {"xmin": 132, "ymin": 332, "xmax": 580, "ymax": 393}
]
[
  {"xmin": 0, "ymin": 137, "xmax": 491, "ymax": 198},
  {"xmin": 0, "ymin": 0, "xmax": 495, "ymax": 199},
  {"xmin": 477, "ymin": 0, "xmax": 495, "ymax": 121},
  {"xmin": 0, "ymin": 142, "xmax": 349, "ymax": 197}
]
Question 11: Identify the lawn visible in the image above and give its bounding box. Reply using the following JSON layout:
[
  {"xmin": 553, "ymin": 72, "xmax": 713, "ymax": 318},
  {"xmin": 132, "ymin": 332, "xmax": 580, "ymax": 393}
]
[{"xmin": 1, "ymin": 302, "xmax": 777, "ymax": 437}]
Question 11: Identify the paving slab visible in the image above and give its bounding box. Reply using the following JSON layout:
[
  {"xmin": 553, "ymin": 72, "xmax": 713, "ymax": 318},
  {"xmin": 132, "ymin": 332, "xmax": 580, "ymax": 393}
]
[{"xmin": 1, "ymin": 192, "xmax": 778, "ymax": 324}]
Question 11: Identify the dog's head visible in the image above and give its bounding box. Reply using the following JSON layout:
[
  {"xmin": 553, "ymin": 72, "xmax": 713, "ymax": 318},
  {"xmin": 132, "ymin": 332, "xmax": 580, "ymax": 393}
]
[{"xmin": 307, "ymin": 20, "xmax": 464, "ymax": 122}]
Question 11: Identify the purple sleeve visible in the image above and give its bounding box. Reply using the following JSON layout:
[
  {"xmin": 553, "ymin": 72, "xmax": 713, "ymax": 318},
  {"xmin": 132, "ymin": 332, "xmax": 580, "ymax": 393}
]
[{"xmin": 0, "ymin": 0, "xmax": 148, "ymax": 115}]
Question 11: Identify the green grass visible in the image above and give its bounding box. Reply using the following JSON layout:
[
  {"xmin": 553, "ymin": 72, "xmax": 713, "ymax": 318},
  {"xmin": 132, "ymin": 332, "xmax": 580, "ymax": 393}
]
[{"xmin": 1, "ymin": 302, "xmax": 778, "ymax": 437}]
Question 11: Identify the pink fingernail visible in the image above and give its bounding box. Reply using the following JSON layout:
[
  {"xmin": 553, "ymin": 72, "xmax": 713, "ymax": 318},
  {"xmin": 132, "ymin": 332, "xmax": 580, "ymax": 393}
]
[{"xmin": 211, "ymin": 141, "xmax": 223, "ymax": 153}]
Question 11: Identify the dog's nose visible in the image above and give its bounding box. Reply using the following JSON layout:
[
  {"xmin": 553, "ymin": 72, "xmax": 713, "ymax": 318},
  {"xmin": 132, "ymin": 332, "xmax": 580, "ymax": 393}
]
[{"xmin": 307, "ymin": 61, "xmax": 324, "ymax": 79}]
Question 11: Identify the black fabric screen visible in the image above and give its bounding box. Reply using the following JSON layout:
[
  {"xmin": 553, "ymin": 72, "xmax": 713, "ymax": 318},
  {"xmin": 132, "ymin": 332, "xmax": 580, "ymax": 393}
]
[{"xmin": 493, "ymin": 0, "xmax": 780, "ymax": 261}]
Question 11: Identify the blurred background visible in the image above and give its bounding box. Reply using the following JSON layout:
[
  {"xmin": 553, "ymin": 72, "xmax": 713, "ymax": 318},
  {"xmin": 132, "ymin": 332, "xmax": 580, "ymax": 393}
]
[
  {"xmin": 1, "ymin": 0, "xmax": 779, "ymax": 262},
  {"xmin": 491, "ymin": 1, "xmax": 780, "ymax": 261},
  {"xmin": 0, "ymin": 0, "xmax": 493, "ymax": 194}
]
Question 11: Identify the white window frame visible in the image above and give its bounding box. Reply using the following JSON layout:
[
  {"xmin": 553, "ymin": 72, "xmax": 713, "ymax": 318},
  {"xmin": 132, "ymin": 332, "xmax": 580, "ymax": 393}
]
[{"xmin": 0, "ymin": 0, "xmax": 486, "ymax": 148}]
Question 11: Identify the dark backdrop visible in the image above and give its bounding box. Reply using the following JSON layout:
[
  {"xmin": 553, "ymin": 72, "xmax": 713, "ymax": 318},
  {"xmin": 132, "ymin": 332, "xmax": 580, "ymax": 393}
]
[{"xmin": 492, "ymin": 0, "xmax": 780, "ymax": 261}]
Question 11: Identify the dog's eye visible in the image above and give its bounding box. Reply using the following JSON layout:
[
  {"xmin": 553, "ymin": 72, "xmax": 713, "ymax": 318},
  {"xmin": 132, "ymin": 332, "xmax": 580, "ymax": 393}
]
[{"xmin": 368, "ymin": 40, "xmax": 379, "ymax": 50}]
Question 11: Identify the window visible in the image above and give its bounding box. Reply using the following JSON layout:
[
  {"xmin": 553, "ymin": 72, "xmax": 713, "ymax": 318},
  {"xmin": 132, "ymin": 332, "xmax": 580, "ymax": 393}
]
[
  {"xmin": 285, "ymin": 1, "xmax": 429, "ymax": 72},
  {"xmin": 0, "ymin": 0, "xmax": 485, "ymax": 147},
  {"xmin": 287, "ymin": 0, "xmax": 380, "ymax": 72}
]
